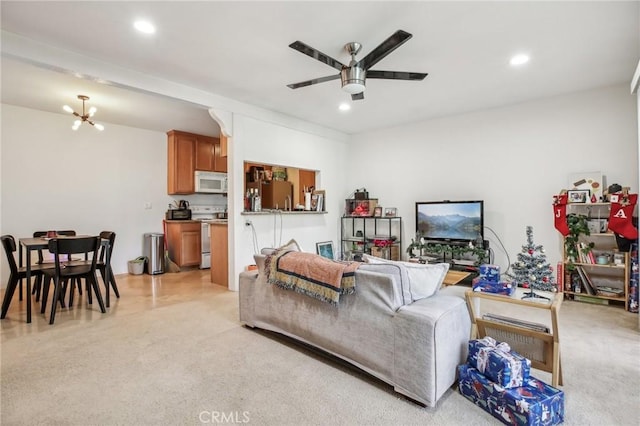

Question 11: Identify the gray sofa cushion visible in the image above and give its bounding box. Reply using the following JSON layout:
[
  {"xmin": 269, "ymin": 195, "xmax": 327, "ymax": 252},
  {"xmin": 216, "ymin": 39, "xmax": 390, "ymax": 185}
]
[{"xmin": 363, "ymin": 254, "xmax": 450, "ymax": 302}]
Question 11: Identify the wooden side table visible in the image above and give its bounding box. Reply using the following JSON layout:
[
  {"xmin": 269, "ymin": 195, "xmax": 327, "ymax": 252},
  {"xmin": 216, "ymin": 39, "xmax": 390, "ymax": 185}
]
[
  {"xmin": 443, "ymin": 270, "xmax": 471, "ymax": 286},
  {"xmin": 465, "ymin": 290, "xmax": 563, "ymax": 387}
]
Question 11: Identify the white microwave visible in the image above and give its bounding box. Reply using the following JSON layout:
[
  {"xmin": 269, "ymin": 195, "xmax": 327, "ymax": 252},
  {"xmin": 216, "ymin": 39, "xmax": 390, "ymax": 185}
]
[{"xmin": 195, "ymin": 171, "xmax": 228, "ymax": 194}]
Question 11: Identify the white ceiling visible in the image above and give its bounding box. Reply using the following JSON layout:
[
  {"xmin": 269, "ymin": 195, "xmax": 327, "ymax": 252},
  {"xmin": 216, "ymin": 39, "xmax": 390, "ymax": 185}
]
[{"xmin": 1, "ymin": 1, "xmax": 638, "ymax": 136}]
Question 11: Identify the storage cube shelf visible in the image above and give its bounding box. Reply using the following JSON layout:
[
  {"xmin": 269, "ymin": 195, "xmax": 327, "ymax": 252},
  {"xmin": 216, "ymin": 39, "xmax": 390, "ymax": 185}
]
[
  {"xmin": 340, "ymin": 216, "xmax": 402, "ymax": 261},
  {"xmin": 562, "ymin": 203, "xmax": 632, "ymax": 310}
]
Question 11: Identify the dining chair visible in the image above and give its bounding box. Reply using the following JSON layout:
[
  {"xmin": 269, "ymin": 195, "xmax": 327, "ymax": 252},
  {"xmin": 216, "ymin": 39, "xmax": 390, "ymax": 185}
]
[
  {"xmin": 97, "ymin": 231, "xmax": 119, "ymax": 299},
  {"xmin": 31, "ymin": 230, "xmax": 78, "ymax": 302},
  {"xmin": 40, "ymin": 236, "xmax": 106, "ymax": 324},
  {"xmin": 0, "ymin": 235, "xmax": 53, "ymax": 320},
  {"xmin": 66, "ymin": 231, "xmax": 116, "ymax": 308}
]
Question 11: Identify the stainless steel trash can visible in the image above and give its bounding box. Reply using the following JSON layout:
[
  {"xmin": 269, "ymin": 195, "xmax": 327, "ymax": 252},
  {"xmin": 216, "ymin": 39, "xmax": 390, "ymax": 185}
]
[{"xmin": 143, "ymin": 233, "xmax": 165, "ymax": 275}]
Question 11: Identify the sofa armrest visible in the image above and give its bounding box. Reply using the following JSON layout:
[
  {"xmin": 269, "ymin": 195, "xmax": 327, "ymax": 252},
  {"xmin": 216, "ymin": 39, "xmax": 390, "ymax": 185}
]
[
  {"xmin": 239, "ymin": 270, "xmax": 259, "ymax": 326},
  {"xmin": 392, "ymin": 294, "xmax": 471, "ymax": 406}
]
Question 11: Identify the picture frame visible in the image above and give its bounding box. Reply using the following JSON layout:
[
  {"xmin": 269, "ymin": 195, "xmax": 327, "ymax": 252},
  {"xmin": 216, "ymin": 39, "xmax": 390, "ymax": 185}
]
[
  {"xmin": 568, "ymin": 171, "xmax": 603, "ymax": 202},
  {"xmin": 567, "ymin": 189, "xmax": 589, "ymax": 203},
  {"xmin": 373, "ymin": 206, "xmax": 383, "ymax": 217},
  {"xmin": 312, "ymin": 190, "xmax": 325, "ymax": 212},
  {"xmin": 384, "ymin": 207, "xmax": 397, "ymax": 217},
  {"xmin": 316, "ymin": 241, "xmax": 334, "ymax": 260}
]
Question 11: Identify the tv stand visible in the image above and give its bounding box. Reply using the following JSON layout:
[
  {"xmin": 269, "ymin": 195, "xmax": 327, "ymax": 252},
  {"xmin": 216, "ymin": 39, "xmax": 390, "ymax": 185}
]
[{"xmin": 410, "ymin": 240, "xmax": 490, "ymax": 284}]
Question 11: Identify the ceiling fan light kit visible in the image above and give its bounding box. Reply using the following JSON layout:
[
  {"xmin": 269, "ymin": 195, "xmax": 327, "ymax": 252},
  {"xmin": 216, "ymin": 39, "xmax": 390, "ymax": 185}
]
[
  {"xmin": 62, "ymin": 94, "xmax": 104, "ymax": 131},
  {"xmin": 341, "ymin": 67, "xmax": 366, "ymax": 94},
  {"xmin": 287, "ymin": 30, "xmax": 427, "ymax": 101}
]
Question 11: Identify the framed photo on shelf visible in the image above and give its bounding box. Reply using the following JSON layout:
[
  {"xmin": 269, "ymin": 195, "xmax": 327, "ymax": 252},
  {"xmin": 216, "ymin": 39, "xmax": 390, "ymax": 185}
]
[
  {"xmin": 567, "ymin": 189, "xmax": 589, "ymax": 203},
  {"xmin": 568, "ymin": 171, "xmax": 603, "ymax": 201},
  {"xmin": 384, "ymin": 207, "xmax": 397, "ymax": 217},
  {"xmin": 373, "ymin": 206, "xmax": 383, "ymax": 217},
  {"xmin": 316, "ymin": 241, "xmax": 334, "ymax": 260},
  {"xmin": 312, "ymin": 190, "xmax": 325, "ymax": 212}
]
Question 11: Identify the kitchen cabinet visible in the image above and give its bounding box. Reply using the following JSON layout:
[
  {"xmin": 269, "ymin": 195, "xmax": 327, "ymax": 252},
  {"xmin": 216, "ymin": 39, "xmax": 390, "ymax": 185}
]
[
  {"xmin": 195, "ymin": 136, "xmax": 216, "ymax": 171},
  {"xmin": 165, "ymin": 221, "xmax": 201, "ymax": 267},
  {"xmin": 220, "ymin": 134, "xmax": 228, "ymax": 157},
  {"xmin": 213, "ymin": 139, "xmax": 227, "ymax": 172},
  {"xmin": 167, "ymin": 130, "xmax": 227, "ymax": 194},
  {"xmin": 167, "ymin": 130, "xmax": 196, "ymax": 194},
  {"xmin": 260, "ymin": 180, "xmax": 293, "ymax": 210},
  {"xmin": 210, "ymin": 223, "xmax": 228, "ymax": 287}
]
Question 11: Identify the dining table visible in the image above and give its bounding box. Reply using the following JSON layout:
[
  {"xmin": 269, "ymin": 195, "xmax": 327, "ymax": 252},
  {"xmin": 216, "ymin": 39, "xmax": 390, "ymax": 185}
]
[{"xmin": 15, "ymin": 235, "xmax": 112, "ymax": 324}]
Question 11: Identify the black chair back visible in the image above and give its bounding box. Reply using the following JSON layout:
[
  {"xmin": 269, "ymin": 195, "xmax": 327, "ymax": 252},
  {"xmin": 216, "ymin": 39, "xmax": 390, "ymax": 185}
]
[
  {"xmin": 33, "ymin": 230, "xmax": 77, "ymax": 263},
  {"xmin": 98, "ymin": 231, "xmax": 116, "ymax": 263},
  {"xmin": 1, "ymin": 235, "xmax": 18, "ymax": 275},
  {"xmin": 48, "ymin": 236, "xmax": 99, "ymax": 277}
]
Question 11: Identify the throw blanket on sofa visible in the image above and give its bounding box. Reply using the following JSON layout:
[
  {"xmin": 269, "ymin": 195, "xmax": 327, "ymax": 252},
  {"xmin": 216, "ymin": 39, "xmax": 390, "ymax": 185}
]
[{"xmin": 265, "ymin": 250, "xmax": 359, "ymax": 305}]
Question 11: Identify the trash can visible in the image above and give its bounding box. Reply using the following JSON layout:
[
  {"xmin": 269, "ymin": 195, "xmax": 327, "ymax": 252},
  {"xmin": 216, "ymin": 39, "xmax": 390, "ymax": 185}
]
[
  {"xmin": 127, "ymin": 256, "xmax": 146, "ymax": 275},
  {"xmin": 143, "ymin": 233, "xmax": 165, "ymax": 275}
]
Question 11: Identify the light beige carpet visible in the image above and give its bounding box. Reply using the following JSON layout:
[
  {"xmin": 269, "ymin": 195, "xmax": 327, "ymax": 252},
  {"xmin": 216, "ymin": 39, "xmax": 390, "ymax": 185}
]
[{"xmin": 1, "ymin": 287, "xmax": 639, "ymax": 425}]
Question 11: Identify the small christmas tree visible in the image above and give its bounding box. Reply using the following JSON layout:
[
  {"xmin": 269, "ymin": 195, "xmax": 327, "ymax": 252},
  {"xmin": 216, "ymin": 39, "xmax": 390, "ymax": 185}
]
[{"xmin": 509, "ymin": 226, "xmax": 556, "ymax": 299}]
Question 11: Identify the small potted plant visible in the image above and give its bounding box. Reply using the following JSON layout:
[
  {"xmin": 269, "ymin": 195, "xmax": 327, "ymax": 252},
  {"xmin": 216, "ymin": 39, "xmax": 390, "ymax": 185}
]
[{"xmin": 564, "ymin": 213, "xmax": 593, "ymax": 271}]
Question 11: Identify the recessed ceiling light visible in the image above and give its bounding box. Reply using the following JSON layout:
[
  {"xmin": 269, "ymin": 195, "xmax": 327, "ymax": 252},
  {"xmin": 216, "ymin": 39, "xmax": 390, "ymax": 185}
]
[
  {"xmin": 510, "ymin": 54, "xmax": 530, "ymax": 66},
  {"xmin": 339, "ymin": 103, "xmax": 351, "ymax": 111},
  {"xmin": 134, "ymin": 20, "xmax": 156, "ymax": 34}
]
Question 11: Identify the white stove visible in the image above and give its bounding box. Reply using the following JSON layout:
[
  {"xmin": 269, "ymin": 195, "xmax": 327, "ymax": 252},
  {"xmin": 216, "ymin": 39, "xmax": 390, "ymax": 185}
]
[
  {"xmin": 191, "ymin": 205, "xmax": 226, "ymax": 269},
  {"xmin": 191, "ymin": 205, "xmax": 225, "ymax": 220}
]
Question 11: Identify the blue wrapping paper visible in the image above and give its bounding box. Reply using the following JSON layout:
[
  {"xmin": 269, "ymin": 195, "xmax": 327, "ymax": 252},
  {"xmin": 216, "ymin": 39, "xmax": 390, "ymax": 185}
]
[
  {"xmin": 479, "ymin": 264, "xmax": 501, "ymax": 282},
  {"xmin": 458, "ymin": 364, "xmax": 564, "ymax": 426},
  {"xmin": 472, "ymin": 279, "xmax": 516, "ymax": 296},
  {"xmin": 467, "ymin": 337, "xmax": 531, "ymax": 388}
]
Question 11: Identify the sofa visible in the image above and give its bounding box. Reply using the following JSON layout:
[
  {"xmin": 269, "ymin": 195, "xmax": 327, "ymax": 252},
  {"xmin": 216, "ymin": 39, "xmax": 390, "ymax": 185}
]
[{"xmin": 239, "ymin": 249, "xmax": 471, "ymax": 407}]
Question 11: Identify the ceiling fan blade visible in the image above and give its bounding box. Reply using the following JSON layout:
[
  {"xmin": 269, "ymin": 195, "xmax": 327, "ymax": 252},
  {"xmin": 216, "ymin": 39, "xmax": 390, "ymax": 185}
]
[
  {"xmin": 289, "ymin": 41, "xmax": 345, "ymax": 72},
  {"xmin": 357, "ymin": 30, "xmax": 413, "ymax": 70},
  {"xmin": 287, "ymin": 74, "xmax": 340, "ymax": 89},
  {"xmin": 367, "ymin": 70, "xmax": 428, "ymax": 80},
  {"xmin": 351, "ymin": 92, "xmax": 365, "ymax": 101}
]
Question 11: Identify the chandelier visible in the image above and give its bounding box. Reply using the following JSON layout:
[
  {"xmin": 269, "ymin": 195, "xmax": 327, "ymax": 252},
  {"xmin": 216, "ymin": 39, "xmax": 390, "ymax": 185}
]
[{"xmin": 63, "ymin": 95, "xmax": 104, "ymax": 131}]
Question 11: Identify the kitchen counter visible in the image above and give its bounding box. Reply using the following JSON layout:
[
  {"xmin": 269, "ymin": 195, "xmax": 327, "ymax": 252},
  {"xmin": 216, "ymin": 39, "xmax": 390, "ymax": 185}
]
[
  {"xmin": 164, "ymin": 219, "xmax": 228, "ymax": 224},
  {"xmin": 210, "ymin": 222, "xmax": 228, "ymax": 287},
  {"xmin": 241, "ymin": 210, "xmax": 327, "ymax": 215}
]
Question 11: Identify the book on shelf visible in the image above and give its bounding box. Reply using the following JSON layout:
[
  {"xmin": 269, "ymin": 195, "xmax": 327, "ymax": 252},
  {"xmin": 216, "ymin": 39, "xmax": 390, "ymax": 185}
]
[
  {"xmin": 595, "ymin": 286, "xmax": 624, "ymax": 297},
  {"xmin": 576, "ymin": 242, "xmax": 594, "ymax": 264},
  {"xmin": 556, "ymin": 262, "xmax": 564, "ymax": 293},
  {"xmin": 482, "ymin": 313, "xmax": 550, "ymax": 333},
  {"xmin": 576, "ymin": 266, "xmax": 596, "ymax": 295},
  {"xmin": 574, "ymin": 295, "xmax": 609, "ymax": 305}
]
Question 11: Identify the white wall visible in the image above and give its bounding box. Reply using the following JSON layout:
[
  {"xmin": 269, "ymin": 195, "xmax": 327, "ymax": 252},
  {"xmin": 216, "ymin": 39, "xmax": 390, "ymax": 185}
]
[
  {"xmin": 0, "ymin": 104, "xmax": 175, "ymax": 282},
  {"xmin": 349, "ymin": 84, "xmax": 638, "ymax": 274},
  {"xmin": 228, "ymin": 114, "xmax": 350, "ymax": 290},
  {"xmin": 3, "ymin": 84, "xmax": 636, "ymax": 292}
]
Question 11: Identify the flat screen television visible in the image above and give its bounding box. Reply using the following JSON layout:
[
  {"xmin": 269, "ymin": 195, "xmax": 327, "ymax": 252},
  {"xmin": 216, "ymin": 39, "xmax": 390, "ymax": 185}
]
[{"xmin": 415, "ymin": 200, "xmax": 484, "ymax": 244}]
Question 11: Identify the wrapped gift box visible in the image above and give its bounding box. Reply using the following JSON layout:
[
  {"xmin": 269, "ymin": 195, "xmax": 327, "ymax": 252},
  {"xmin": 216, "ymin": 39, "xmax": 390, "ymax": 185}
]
[
  {"xmin": 479, "ymin": 264, "xmax": 501, "ymax": 282},
  {"xmin": 472, "ymin": 279, "xmax": 516, "ymax": 296},
  {"xmin": 467, "ymin": 337, "xmax": 531, "ymax": 388},
  {"xmin": 458, "ymin": 364, "xmax": 564, "ymax": 426},
  {"xmin": 629, "ymin": 243, "xmax": 638, "ymax": 313}
]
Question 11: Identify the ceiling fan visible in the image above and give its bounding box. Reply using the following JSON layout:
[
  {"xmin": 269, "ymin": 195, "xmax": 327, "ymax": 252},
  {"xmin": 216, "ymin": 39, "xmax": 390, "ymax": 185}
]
[{"xmin": 287, "ymin": 29, "xmax": 428, "ymax": 101}]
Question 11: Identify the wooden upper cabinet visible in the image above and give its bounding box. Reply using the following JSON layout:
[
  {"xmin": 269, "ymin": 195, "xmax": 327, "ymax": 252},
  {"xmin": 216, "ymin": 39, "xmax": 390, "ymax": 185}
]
[
  {"xmin": 220, "ymin": 134, "xmax": 228, "ymax": 157},
  {"xmin": 195, "ymin": 136, "xmax": 216, "ymax": 172},
  {"xmin": 168, "ymin": 130, "xmax": 226, "ymax": 194},
  {"xmin": 167, "ymin": 130, "xmax": 196, "ymax": 194},
  {"xmin": 213, "ymin": 140, "xmax": 227, "ymax": 172}
]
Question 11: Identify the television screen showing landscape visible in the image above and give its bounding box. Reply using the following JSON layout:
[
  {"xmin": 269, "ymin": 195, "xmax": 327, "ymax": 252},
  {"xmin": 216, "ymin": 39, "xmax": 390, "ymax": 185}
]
[{"xmin": 416, "ymin": 201, "xmax": 483, "ymax": 242}]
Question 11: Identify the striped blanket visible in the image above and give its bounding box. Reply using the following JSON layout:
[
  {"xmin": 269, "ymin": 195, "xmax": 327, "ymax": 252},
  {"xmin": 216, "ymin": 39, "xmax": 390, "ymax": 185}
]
[{"xmin": 265, "ymin": 250, "xmax": 359, "ymax": 306}]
